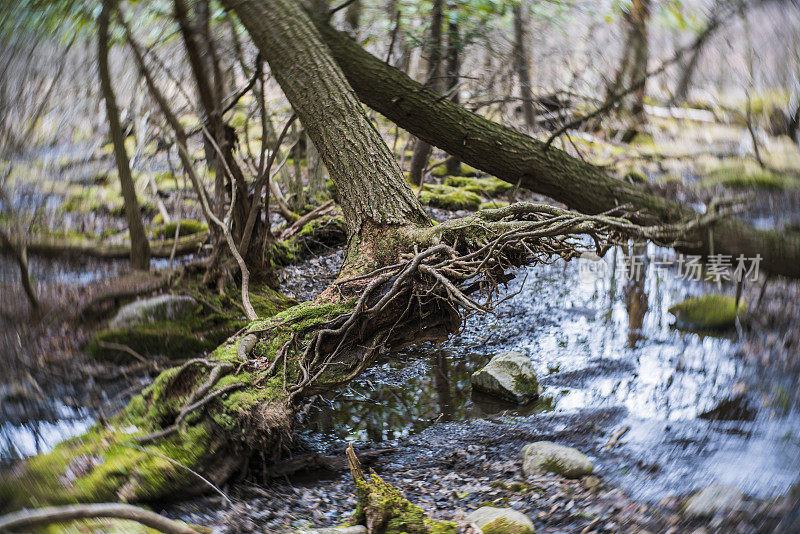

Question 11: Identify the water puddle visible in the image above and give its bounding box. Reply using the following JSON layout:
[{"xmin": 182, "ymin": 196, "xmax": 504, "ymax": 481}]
[{"xmin": 308, "ymin": 244, "xmax": 800, "ymax": 502}]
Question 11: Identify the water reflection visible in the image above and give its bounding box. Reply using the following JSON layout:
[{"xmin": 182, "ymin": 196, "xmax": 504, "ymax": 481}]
[{"xmin": 308, "ymin": 244, "xmax": 800, "ymax": 501}]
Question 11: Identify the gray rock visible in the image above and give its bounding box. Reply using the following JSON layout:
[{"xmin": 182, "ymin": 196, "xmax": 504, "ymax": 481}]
[
  {"xmin": 521, "ymin": 441, "xmax": 593, "ymax": 478},
  {"xmin": 465, "ymin": 506, "xmax": 535, "ymax": 534},
  {"xmin": 471, "ymin": 351, "xmax": 541, "ymax": 404},
  {"xmin": 683, "ymin": 484, "xmax": 744, "ymax": 517},
  {"xmin": 109, "ymin": 295, "xmax": 198, "ymax": 330}
]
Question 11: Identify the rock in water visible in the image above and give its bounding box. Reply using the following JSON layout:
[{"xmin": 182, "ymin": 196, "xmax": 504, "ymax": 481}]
[
  {"xmin": 465, "ymin": 507, "xmax": 535, "ymax": 534},
  {"xmin": 109, "ymin": 295, "xmax": 199, "ymax": 330},
  {"xmin": 683, "ymin": 484, "xmax": 744, "ymax": 516},
  {"xmin": 521, "ymin": 441, "xmax": 594, "ymax": 478},
  {"xmin": 668, "ymin": 294, "xmax": 745, "ymax": 330},
  {"xmin": 471, "ymin": 351, "xmax": 541, "ymax": 404}
]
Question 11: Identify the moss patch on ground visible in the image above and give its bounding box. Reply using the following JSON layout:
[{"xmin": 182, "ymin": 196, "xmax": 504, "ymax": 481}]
[
  {"xmin": 480, "ymin": 200, "xmax": 510, "ymax": 210},
  {"xmin": 151, "ymin": 219, "xmax": 208, "ymax": 239},
  {"xmin": 444, "ymin": 176, "xmax": 513, "ymax": 197},
  {"xmin": 669, "ymin": 294, "xmax": 746, "ymax": 330},
  {"xmin": 419, "ymin": 184, "xmax": 482, "ymax": 211},
  {"xmin": 88, "ymin": 284, "xmax": 294, "ymax": 362},
  {"xmin": 431, "ymin": 161, "xmax": 478, "ymax": 177},
  {"xmin": 700, "ymin": 164, "xmax": 800, "ymax": 190}
]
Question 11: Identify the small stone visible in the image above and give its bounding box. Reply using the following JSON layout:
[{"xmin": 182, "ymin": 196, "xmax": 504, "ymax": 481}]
[
  {"xmin": 582, "ymin": 475, "xmax": 601, "ymax": 491},
  {"xmin": 471, "ymin": 351, "xmax": 541, "ymax": 404},
  {"xmin": 466, "ymin": 506, "xmax": 535, "ymax": 534},
  {"xmin": 683, "ymin": 484, "xmax": 744, "ymax": 517},
  {"xmin": 109, "ymin": 295, "xmax": 199, "ymax": 330},
  {"xmin": 521, "ymin": 442, "xmax": 594, "ymax": 479}
]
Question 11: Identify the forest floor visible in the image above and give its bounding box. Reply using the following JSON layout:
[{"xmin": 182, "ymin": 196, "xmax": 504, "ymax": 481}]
[{"xmin": 2, "ymin": 113, "xmax": 800, "ymax": 533}]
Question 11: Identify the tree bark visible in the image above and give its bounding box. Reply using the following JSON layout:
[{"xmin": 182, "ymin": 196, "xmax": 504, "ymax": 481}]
[
  {"xmin": 313, "ymin": 19, "xmax": 800, "ymax": 278},
  {"xmin": 98, "ymin": 0, "xmax": 150, "ymax": 271},
  {"xmin": 224, "ymin": 0, "xmax": 428, "ymax": 240},
  {"xmin": 306, "ymin": 132, "xmax": 326, "ymax": 202},
  {"xmin": 408, "ymin": 0, "xmax": 444, "ymax": 186},
  {"xmin": 513, "ymin": 0, "xmax": 536, "ymax": 131},
  {"xmin": 444, "ymin": 2, "xmax": 462, "ymax": 176}
]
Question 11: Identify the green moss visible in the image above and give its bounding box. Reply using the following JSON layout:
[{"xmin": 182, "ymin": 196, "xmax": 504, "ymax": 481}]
[
  {"xmin": 431, "ymin": 161, "xmax": 478, "ymax": 177},
  {"xmin": 271, "ymin": 215, "xmax": 346, "ymax": 267},
  {"xmin": 669, "ymin": 294, "xmax": 746, "ymax": 330},
  {"xmin": 88, "ymin": 284, "xmax": 293, "ymax": 362},
  {"xmin": 151, "ymin": 219, "xmax": 208, "ymax": 239},
  {"xmin": 1, "ymin": 297, "xmax": 361, "ymax": 511},
  {"xmin": 0, "ymin": 420, "xmax": 217, "ymax": 512},
  {"xmin": 480, "ymin": 200, "xmax": 510, "ymax": 210},
  {"xmin": 419, "ymin": 184, "xmax": 482, "ymax": 211},
  {"xmin": 512, "ymin": 373, "xmax": 542, "ymax": 397},
  {"xmin": 700, "ymin": 165, "xmax": 799, "ymax": 190},
  {"xmin": 481, "ymin": 517, "xmax": 527, "ymax": 534},
  {"xmin": 87, "ymin": 318, "xmax": 229, "ymax": 361},
  {"xmin": 623, "ymin": 170, "xmax": 647, "ymax": 184},
  {"xmin": 444, "ymin": 176, "xmax": 513, "ymax": 197},
  {"xmin": 351, "ymin": 473, "xmax": 457, "ymax": 534},
  {"xmin": 629, "ymin": 133, "xmax": 655, "ymax": 146}
]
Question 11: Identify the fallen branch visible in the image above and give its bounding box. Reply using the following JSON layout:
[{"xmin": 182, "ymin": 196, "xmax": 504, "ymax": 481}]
[
  {"xmin": 0, "ymin": 503, "xmax": 200, "ymax": 534},
  {"xmin": 17, "ymin": 232, "xmax": 208, "ymax": 260},
  {"xmin": 278, "ymin": 199, "xmax": 337, "ymax": 241}
]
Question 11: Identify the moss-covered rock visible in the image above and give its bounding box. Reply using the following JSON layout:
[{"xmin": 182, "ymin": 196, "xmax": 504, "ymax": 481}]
[
  {"xmin": 419, "ymin": 184, "xmax": 482, "ymax": 211},
  {"xmin": 521, "ymin": 441, "xmax": 593, "ymax": 478},
  {"xmin": 88, "ymin": 286, "xmax": 294, "ymax": 361},
  {"xmin": 668, "ymin": 294, "xmax": 745, "ymax": 330},
  {"xmin": 109, "ymin": 295, "xmax": 199, "ymax": 330},
  {"xmin": 465, "ymin": 507, "xmax": 535, "ymax": 534},
  {"xmin": 471, "ymin": 351, "xmax": 541, "ymax": 404},
  {"xmin": 444, "ymin": 176, "xmax": 513, "ymax": 197}
]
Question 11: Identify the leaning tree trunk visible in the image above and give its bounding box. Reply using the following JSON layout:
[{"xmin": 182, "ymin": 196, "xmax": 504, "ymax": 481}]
[
  {"xmin": 513, "ymin": 0, "xmax": 537, "ymax": 132},
  {"xmin": 312, "ymin": 18, "xmax": 800, "ymax": 278},
  {"xmin": 408, "ymin": 0, "xmax": 444, "ymax": 186},
  {"xmin": 98, "ymin": 0, "xmax": 150, "ymax": 271}
]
